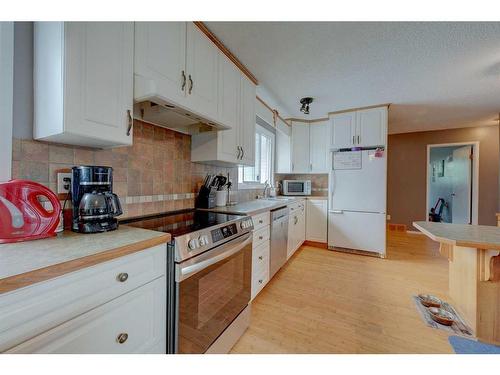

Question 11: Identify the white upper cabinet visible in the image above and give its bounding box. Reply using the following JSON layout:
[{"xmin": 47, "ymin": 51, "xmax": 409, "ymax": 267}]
[
  {"xmin": 34, "ymin": 22, "xmax": 134, "ymax": 148},
  {"xmin": 239, "ymin": 76, "xmax": 256, "ymax": 166},
  {"xmin": 134, "ymin": 22, "xmax": 187, "ymax": 105},
  {"xmin": 291, "ymin": 121, "xmax": 310, "ymax": 173},
  {"xmin": 185, "ymin": 23, "xmax": 219, "ymax": 121},
  {"xmin": 134, "ymin": 22, "xmax": 219, "ymax": 125},
  {"xmin": 356, "ymin": 107, "xmax": 387, "ymax": 147},
  {"xmin": 330, "ymin": 106, "xmax": 388, "ymax": 149},
  {"xmin": 275, "ymin": 117, "xmax": 291, "ymax": 174},
  {"xmin": 216, "ymin": 53, "xmax": 241, "ymax": 161},
  {"xmin": 330, "ymin": 112, "xmax": 356, "ymax": 149},
  {"xmin": 290, "ymin": 120, "xmax": 329, "ymax": 173},
  {"xmin": 309, "ymin": 121, "xmax": 329, "ymax": 173}
]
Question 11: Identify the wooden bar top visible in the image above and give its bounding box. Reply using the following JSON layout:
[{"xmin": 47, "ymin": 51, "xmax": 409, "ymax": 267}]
[
  {"xmin": 0, "ymin": 226, "xmax": 171, "ymax": 294},
  {"xmin": 413, "ymin": 221, "xmax": 500, "ymax": 250}
]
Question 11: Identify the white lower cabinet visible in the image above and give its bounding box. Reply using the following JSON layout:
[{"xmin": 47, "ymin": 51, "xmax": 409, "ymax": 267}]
[
  {"xmin": 287, "ymin": 201, "xmax": 306, "ymax": 259},
  {"xmin": 0, "ymin": 245, "xmax": 166, "ymax": 354},
  {"xmin": 306, "ymin": 199, "xmax": 328, "ymax": 242},
  {"xmin": 251, "ymin": 212, "xmax": 270, "ymax": 300},
  {"xmin": 7, "ymin": 278, "xmax": 165, "ymax": 354}
]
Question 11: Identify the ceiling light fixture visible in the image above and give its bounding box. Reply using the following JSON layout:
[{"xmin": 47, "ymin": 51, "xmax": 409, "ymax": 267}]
[{"xmin": 300, "ymin": 97, "xmax": 313, "ymax": 115}]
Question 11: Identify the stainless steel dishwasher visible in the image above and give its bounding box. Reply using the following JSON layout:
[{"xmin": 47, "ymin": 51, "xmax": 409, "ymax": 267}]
[{"xmin": 270, "ymin": 206, "xmax": 289, "ymax": 278}]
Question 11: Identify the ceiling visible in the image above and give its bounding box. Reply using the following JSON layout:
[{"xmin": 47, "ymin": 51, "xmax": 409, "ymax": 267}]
[{"xmin": 206, "ymin": 22, "xmax": 500, "ymax": 134}]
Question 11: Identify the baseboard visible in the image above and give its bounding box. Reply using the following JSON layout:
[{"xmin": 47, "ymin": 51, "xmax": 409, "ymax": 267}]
[
  {"xmin": 303, "ymin": 240, "xmax": 328, "ymax": 249},
  {"xmin": 406, "ymin": 230, "xmax": 424, "ymax": 235}
]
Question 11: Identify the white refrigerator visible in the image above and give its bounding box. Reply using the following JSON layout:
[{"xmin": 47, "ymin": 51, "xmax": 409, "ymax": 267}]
[{"xmin": 328, "ymin": 149, "xmax": 387, "ymax": 256}]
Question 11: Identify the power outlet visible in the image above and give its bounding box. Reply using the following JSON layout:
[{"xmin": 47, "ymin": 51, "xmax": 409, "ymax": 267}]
[
  {"xmin": 57, "ymin": 173, "xmax": 72, "ymax": 194},
  {"xmin": 386, "ymin": 214, "xmax": 391, "ymax": 221}
]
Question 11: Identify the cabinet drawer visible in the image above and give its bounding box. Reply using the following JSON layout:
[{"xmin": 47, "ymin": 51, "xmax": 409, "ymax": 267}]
[
  {"xmin": 252, "ymin": 241, "xmax": 270, "ymax": 276},
  {"xmin": 252, "ymin": 211, "xmax": 270, "ymax": 231},
  {"xmin": 0, "ymin": 245, "xmax": 166, "ymax": 352},
  {"xmin": 288, "ymin": 200, "xmax": 305, "ymax": 212},
  {"xmin": 251, "ymin": 264, "xmax": 269, "ymax": 300},
  {"xmin": 7, "ymin": 277, "xmax": 166, "ymax": 354},
  {"xmin": 252, "ymin": 225, "xmax": 270, "ymax": 249}
]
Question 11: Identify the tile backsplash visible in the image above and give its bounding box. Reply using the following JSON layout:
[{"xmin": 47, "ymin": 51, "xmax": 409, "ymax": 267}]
[
  {"xmin": 274, "ymin": 173, "xmax": 329, "ymax": 196},
  {"xmin": 11, "ymin": 120, "xmax": 262, "ymax": 219}
]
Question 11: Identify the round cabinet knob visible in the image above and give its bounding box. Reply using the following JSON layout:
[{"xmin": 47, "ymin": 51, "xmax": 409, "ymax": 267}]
[
  {"xmin": 259, "ymin": 219, "xmax": 263, "ymax": 224},
  {"xmin": 117, "ymin": 273, "xmax": 128, "ymax": 282},
  {"xmin": 259, "ymin": 236, "xmax": 263, "ymax": 240},
  {"xmin": 116, "ymin": 333, "xmax": 128, "ymax": 344},
  {"xmin": 188, "ymin": 239, "xmax": 199, "ymax": 250},
  {"xmin": 258, "ymin": 279, "xmax": 263, "ymax": 284},
  {"xmin": 258, "ymin": 256, "xmax": 263, "ymax": 260}
]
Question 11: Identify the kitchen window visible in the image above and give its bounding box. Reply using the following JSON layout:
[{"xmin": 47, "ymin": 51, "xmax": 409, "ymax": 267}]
[{"xmin": 238, "ymin": 124, "xmax": 275, "ymax": 189}]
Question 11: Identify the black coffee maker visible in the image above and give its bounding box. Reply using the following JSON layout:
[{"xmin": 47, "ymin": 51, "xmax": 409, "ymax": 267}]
[{"xmin": 71, "ymin": 166, "xmax": 122, "ymax": 233}]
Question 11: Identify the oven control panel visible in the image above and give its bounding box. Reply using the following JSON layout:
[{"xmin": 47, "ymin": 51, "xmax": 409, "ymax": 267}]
[{"xmin": 211, "ymin": 223, "xmax": 238, "ymax": 243}]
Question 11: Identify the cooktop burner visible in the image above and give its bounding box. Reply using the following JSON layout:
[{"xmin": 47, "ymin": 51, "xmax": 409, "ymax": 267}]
[{"xmin": 121, "ymin": 209, "xmax": 245, "ymax": 238}]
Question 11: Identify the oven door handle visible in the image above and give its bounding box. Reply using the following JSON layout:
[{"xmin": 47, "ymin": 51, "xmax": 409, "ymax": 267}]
[{"xmin": 176, "ymin": 233, "xmax": 252, "ymax": 282}]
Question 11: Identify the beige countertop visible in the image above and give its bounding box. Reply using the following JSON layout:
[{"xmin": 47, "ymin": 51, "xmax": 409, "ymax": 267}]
[
  {"xmin": 203, "ymin": 196, "xmax": 310, "ymax": 216},
  {"xmin": 413, "ymin": 221, "xmax": 500, "ymax": 250},
  {"xmin": 0, "ymin": 226, "xmax": 171, "ymax": 294}
]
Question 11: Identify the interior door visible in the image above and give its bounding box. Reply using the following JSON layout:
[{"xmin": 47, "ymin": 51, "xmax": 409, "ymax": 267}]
[
  {"xmin": 217, "ymin": 52, "xmax": 240, "ymax": 162},
  {"xmin": 186, "ymin": 23, "xmax": 219, "ymax": 121},
  {"xmin": 134, "ymin": 22, "xmax": 187, "ymax": 105},
  {"xmin": 451, "ymin": 146, "xmax": 472, "ymax": 224},
  {"xmin": 291, "ymin": 122, "xmax": 310, "ymax": 172},
  {"xmin": 330, "ymin": 112, "xmax": 356, "ymax": 149},
  {"xmin": 65, "ymin": 22, "xmax": 134, "ymax": 145},
  {"xmin": 356, "ymin": 107, "xmax": 387, "ymax": 147},
  {"xmin": 309, "ymin": 121, "xmax": 329, "ymax": 173}
]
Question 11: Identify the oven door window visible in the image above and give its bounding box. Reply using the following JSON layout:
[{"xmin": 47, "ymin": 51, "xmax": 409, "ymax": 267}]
[
  {"xmin": 287, "ymin": 182, "xmax": 304, "ymax": 193},
  {"xmin": 178, "ymin": 238, "xmax": 252, "ymax": 353}
]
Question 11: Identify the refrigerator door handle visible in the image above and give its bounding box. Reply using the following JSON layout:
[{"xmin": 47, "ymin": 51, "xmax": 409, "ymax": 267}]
[{"xmin": 331, "ymin": 210, "xmax": 343, "ymax": 214}]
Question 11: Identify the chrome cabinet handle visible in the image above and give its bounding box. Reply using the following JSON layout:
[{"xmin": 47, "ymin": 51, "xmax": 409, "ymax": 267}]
[
  {"xmin": 236, "ymin": 146, "xmax": 241, "ymax": 159},
  {"xmin": 188, "ymin": 74, "xmax": 193, "ymax": 94},
  {"xmin": 117, "ymin": 272, "xmax": 128, "ymax": 282},
  {"xmin": 352, "ymin": 135, "xmax": 355, "ymax": 145},
  {"xmin": 181, "ymin": 70, "xmax": 186, "ymax": 91},
  {"xmin": 294, "ymin": 216, "xmax": 298, "ymax": 225},
  {"xmin": 116, "ymin": 333, "xmax": 128, "ymax": 344},
  {"xmin": 310, "ymin": 163, "xmax": 313, "ymax": 171},
  {"xmin": 259, "ymin": 219, "xmax": 263, "ymax": 224},
  {"xmin": 126, "ymin": 110, "xmax": 133, "ymax": 136},
  {"xmin": 241, "ymin": 147, "xmax": 244, "ymax": 160},
  {"xmin": 357, "ymin": 135, "xmax": 360, "ymax": 144}
]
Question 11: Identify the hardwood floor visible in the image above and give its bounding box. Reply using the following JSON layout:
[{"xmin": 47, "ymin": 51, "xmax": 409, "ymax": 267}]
[{"xmin": 231, "ymin": 232, "xmax": 454, "ymax": 353}]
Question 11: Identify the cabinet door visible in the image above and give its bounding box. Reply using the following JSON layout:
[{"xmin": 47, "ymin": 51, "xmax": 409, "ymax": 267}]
[
  {"xmin": 309, "ymin": 121, "xmax": 329, "ymax": 173},
  {"xmin": 276, "ymin": 128, "xmax": 291, "ymax": 173},
  {"xmin": 217, "ymin": 53, "xmax": 240, "ymax": 162},
  {"xmin": 134, "ymin": 22, "xmax": 187, "ymax": 105},
  {"xmin": 185, "ymin": 23, "xmax": 219, "ymax": 121},
  {"xmin": 239, "ymin": 76, "xmax": 256, "ymax": 166},
  {"xmin": 330, "ymin": 112, "xmax": 356, "ymax": 149},
  {"xmin": 7, "ymin": 278, "xmax": 166, "ymax": 354},
  {"xmin": 306, "ymin": 200, "xmax": 328, "ymax": 242},
  {"xmin": 287, "ymin": 215, "xmax": 297, "ymax": 259},
  {"xmin": 65, "ymin": 22, "xmax": 134, "ymax": 146},
  {"xmin": 291, "ymin": 122, "xmax": 310, "ymax": 173},
  {"xmin": 356, "ymin": 107, "xmax": 387, "ymax": 147}
]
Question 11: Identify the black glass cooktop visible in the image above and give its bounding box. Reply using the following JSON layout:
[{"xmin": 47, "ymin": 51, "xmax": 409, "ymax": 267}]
[{"xmin": 121, "ymin": 209, "xmax": 244, "ymax": 238}]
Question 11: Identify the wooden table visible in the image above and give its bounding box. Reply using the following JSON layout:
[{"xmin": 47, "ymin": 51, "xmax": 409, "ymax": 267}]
[{"xmin": 413, "ymin": 221, "xmax": 500, "ymax": 345}]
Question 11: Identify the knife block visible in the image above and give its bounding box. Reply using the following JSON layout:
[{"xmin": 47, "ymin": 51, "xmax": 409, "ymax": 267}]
[{"xmin": 195, "ymin": 186, "xmax": 216, "ymax": 209}]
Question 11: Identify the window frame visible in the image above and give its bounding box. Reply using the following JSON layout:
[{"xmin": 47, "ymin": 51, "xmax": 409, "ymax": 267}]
[
  {"xmin": 238, "ymin": 124, "xmax": 275, "ymax": 190},
  {"xmin": 0, "ymin": 22, "xmax": 14, "ymax": 182}
]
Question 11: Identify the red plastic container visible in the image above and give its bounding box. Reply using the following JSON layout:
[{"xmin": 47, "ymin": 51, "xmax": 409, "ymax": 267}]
[{"xmin": 0, "ymin": 180, "xmax": 61, "ymax": 244}]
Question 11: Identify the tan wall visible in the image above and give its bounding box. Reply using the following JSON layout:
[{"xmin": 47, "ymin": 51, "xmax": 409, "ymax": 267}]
[{"xmin": 388, "ymin": 125, "xmax": 499, "ymax": 228}]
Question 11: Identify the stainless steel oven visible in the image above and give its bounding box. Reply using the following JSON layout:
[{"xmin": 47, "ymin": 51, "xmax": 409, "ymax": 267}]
[
  {"xmin": 174, "ymin": 232, "xmax": 252, "ymax": 353},
  {"xmin": 282, "ymin": 179, "xmax": 312, "ymax": 195}
]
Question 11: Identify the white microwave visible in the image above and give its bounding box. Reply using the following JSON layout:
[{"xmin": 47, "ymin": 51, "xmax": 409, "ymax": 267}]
[{"xmin": 281, "ymin": 180, "xmax": 312, "ymax": 196}]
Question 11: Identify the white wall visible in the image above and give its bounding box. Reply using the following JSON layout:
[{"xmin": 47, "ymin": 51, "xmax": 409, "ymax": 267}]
[{"xmin": 0, "ymin": 22, "xmax": 14, "ymax": 182}]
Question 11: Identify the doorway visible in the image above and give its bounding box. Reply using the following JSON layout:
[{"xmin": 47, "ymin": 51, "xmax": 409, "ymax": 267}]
[{"xmin": 426, "ymin": 142, "xmax": 479, "ymax": 225}]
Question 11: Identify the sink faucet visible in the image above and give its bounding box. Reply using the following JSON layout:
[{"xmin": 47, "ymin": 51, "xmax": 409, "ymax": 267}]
[{"xmin": 263, "ymin": 181, "xmax": 271, "ymax": 198}]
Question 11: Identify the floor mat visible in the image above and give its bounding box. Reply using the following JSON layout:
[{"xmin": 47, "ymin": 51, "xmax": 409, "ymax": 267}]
[
  {"xmin": 449, "ymin": 336, "xmax": 500, "ymax": 354},
  {"xmin": 412, "ymin": 296, "xmax": 473, "ymax": 337}
]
